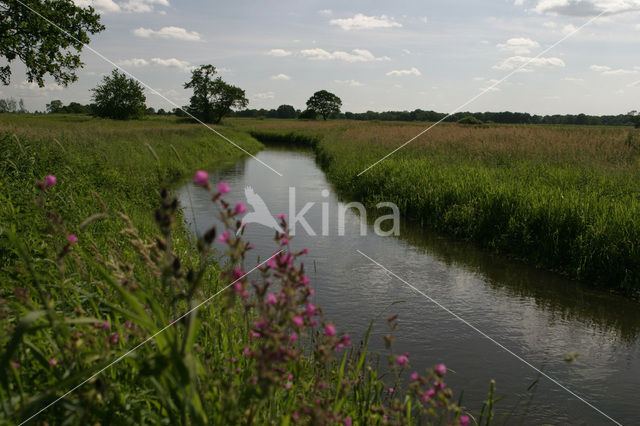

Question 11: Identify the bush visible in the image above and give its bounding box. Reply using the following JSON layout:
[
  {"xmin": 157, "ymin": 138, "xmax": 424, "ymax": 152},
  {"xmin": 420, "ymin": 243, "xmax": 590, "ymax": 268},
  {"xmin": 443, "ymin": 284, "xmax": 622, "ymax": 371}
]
[
  {"xmin": 457, "ymin": 115, "xmax": 483, "ymax": 125},
  {"xmin": 91, "ymin": 69, "xmax": 146, "ymax": 120}
]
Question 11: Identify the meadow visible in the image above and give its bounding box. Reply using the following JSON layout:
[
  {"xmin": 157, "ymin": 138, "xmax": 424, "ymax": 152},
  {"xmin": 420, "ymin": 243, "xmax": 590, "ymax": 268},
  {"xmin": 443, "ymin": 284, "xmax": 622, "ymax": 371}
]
[
  {"xmin": 0, "ymin": 114, "xmax": 475, "ymax": 424},
  {"xmin": 237, "ymin": 119, "xmax": 640, "ymax": 295}
]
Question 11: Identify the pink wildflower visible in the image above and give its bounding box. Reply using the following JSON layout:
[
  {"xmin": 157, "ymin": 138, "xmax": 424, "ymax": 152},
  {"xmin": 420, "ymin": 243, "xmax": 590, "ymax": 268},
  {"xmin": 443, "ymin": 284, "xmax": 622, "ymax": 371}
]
[
  {"xmin": 234, "ymin": 202, "xmax": 246, "ymax": 215},
  {"xmin": 411, "ymin": 371, "xmax": 420, "ymax": 381},
  {"xmin": 289, "ymin": 333, "xmax": 298, "ymax": 344},
  {"xmin": 281, "ymin": 238, "xmax": 289, "ymax": 245},
  {"xmin": 422, "ymin": 389, "xmax": 436, "ymax": 402},
  {"xmin": 243, "ymin": 347, "xmax": 250, "ymax": 356},
  {"xmin": 219, "ymin": 230, "xmax": 230, "ymax": 244},
  {"xmin": 193, "ymin": 170, "xmax": 209, "ymax": 187},
  {"xmin": 293, "ymin": 412, "xmax": 299, "ymax": 420},
  {"xmin": 49, "ymin": 359, "xmax": 57, "ymax": 366},
  {"xmin": 344, "ymin": 417, "xmax": 352, "ymax": 426},
  {"xmin": 301, "ymin": 275, "xmax": 310, "ymax": 285},
  {"xmin": 233, "ymin": 268, "xmax": 244, "ymax": 279},
  {"xmin": 217, "ymin": 181, "xmax": 231, "ymax": 194},
  {"xmin": 434, "ymin": 363, "xmax": 447, "ymax": 377},
  {"xmin": 306, "ymin": 302, "xmax": 316, "ymax": 316},
  {"xmin": 11, "ymin": 361, "xmax": 19, "ymax": 369},
  {"xmin": 300, "ymin": 248, "xmax": 308, "ymax": 255},
  {"xmin": 388, "ymin": 387, "xmax": 394, "ymax": 393},
  {"xmin": 396, "ymin": 354, "xmax": 409, "ymax": 367},
  {"xmin": 44, "ymin": 174, "xmax": 56, "ymax": 187},
  {"xmin": 66, "ymin": 234, "xmax": 78, "ymax": 244},
  {"xmin": 292, "ymin": 316, "xmax": 304, "ymax": 327},
  {"xmin": 324, "ymin": 324, "xmax": 336, "ymax": 337},
  {"xmin": 242, "ymin": 291, "xmax": 249, "ymax": 299},
  {"xmin": 234, "ymin": 282, "xmax": 243, "ymax": 293},
  {"xmin": 102, "ymin": 322, "xmax": 110, "ymax": 330},
  {"xmin": 267, "ymin": 293, "xmax": 277, "ymax": 305},
  {"xmin": 111, "ymin": 332, "xmax": 119, "ymax": 344},
  {"xmin": 459, "ymin": 415, "xmax": 470, "ymax": 426},
  {"xmin": 249, "ymin": 330, "xmax": 260, "ymax": 339},
  {"xmin": 278, "ymin": 214, "xmax": 286, "ymax": 220}
]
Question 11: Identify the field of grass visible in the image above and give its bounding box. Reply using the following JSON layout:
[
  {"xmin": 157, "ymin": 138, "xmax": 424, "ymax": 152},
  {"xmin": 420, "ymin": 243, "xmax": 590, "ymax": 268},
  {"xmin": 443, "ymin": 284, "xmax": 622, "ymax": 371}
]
[
  {"xmin": 0, "ymin": 114, "xmax": 473, "ymax": 424},
  {"xmin": 235, "ymin": 118, "xmax": 640, "ymax": 295}
]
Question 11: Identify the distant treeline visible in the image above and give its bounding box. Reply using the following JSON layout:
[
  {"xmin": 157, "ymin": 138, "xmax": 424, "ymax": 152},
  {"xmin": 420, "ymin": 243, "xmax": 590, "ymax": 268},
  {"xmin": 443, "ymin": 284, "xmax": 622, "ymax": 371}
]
[
  {"xmin": 233, "ymin": 107, "xmax": 640, "ymax": 127},
  {"xmin": 40, "ymin": 100, "xmax": 640, "ymax": 127}
]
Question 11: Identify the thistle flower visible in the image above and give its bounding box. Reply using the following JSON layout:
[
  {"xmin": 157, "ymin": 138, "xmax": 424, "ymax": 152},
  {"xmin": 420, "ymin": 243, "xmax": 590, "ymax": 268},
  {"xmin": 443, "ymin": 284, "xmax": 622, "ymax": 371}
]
[
  {"xmin": 193, "ymin": 170, "xmax": 209, "ymax": 187},
  {"xmin": 44, "ymin": 174, "xmax": 57, "ymax": 187},
  {"xmin": 324, "ymin": 324, "xmax": 336, "ymax": 337},
  {"xmin": 434, "ymin": 363, "xmax": 447, "ymax": 377},
  {"xmin": 234, "ymin": 202, "xmax": 246, "ymax": 215},
  {"xmin": 459, "ymin": 415, "xmax": 470, "ymax": 426},
  {"xmin": 66, "ymin": 234, "xmax": 78, "ymax": 244},
  {"xmin": 217, "ymin": 181, "xmax": 231, "ymax": 194},
  {"xmin": 396, "ymin": 353, "xmax": 409, "ymax": 367}
]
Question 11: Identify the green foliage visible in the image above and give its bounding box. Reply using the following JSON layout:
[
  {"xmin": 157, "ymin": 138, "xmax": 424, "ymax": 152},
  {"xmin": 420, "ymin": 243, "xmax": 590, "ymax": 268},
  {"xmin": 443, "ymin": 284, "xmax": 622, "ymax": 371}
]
[
  {"xmin": 298, "ymin": 109, "xmax": 317, "ymax": 120},
  {"xmin": 184, "ymin": 65, "xmax": 248, "ymax": 124},
  {"xmin": 91, "ymin": 69, "xmax": 147, "ymax": 120},
  {"xmin": 457, "ymin": 115, "xmax": 483, "ymax": 125},
  {"xmin": 276, "ymin": 104, "xmax": 297, "ymax": 119},
  {"xmin": 0, "ymin": 0, "xmax": 104, "ymax": 86},
  {"xmin": 306, "ymin": 90, "xmax": 342, "ymax": 120}
]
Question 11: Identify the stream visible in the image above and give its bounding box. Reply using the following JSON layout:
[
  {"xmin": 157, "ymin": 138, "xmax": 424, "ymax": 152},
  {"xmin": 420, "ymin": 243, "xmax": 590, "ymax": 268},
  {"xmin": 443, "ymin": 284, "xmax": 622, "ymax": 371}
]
[{"xmin": 176, "ymin": 147, "xmax": 640, "ymax": 425}]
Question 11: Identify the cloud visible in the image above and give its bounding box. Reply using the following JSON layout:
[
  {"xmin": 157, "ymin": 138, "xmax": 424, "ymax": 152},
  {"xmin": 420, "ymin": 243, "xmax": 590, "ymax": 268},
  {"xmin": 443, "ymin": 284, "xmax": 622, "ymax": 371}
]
[
  {"xmin": 479, "ymin": 79, "xmax": 501, "ymax": 92},
  {"xmin": 563, "ymin": 77, "xmax": 584, "ymax": 82},
  {"xmin": 524, "ymin": 0, "xmax": 640, "ymax": 16},
  {"xmin": 267, "ymin": 49, "xmax": 292, "ymax": 57},
  {"xmin": 151, "ymin": 57, "xmax": 194, "ymax": 72},
  {"xmin": 590, "ymin": 64, "xmax": 639, "ymax": 75},
  {"xmin": 628, "ymin": 80, "xmax": 640, "ymax": 87},
  {"xmin": 329, "ymin": 13, "xmax": 402, "ymax": 30},
  {"xmin": 118, "ymin": 58, "xmax": 149, "ymax": 67},
  {"xmin": 493, "ymin": 56, "xmax": 565, "ymax": 71},
  {"xmin": 133, "ymin": 26, "xmax": 201, "ymax": 41},
  {"xmin": 300, "ymin": 48, "xmax": 390, "ymax": 62},
  {"xmin": 73, "ymin": 0, "xmax": 121, "ymax": 13},
  {"xmin": 270, "ymin": 74, "xmax": 291, "ymax": 80},
  {"xmin": 121, "ymin": 0, "xmax": 169, "ymax": 13},
  {"xmin": 18, "ymin": 81, "xmax": 64, "ymax": 92},
  {"xmin": 73, "ymin": 0, "xmax": 168, "ymax": 13},
  {"xmin": 334, "ymin": 79, "xmax": 364, "ymax": 86},
  {"xmin": 543, "ymin": 21, "xmax": 557, "ymax": 27},
  {"xmin": 386, "ymin": 67, "xmax": 421, "ymax": 76},
  {"xmin": 497, "ymin": 37, "xmax": 540, "ymax": 54},
  {"xmin": 318, "ymin": 9, "xmax": 332, "ymax": 16},
  {"xmin": 255, "ymin": 92, "xmax": 275, "ymax": 100},
  {"xmin": 562, "ymin": 24, "xmax": 578, "ymax": 35}
]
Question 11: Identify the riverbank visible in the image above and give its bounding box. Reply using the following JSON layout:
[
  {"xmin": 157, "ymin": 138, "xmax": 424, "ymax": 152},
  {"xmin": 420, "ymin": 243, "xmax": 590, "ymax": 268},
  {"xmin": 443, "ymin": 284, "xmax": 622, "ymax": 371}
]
[{"xmin": 239, "ymin": 119, "xmax": 640, "ymax": 296}]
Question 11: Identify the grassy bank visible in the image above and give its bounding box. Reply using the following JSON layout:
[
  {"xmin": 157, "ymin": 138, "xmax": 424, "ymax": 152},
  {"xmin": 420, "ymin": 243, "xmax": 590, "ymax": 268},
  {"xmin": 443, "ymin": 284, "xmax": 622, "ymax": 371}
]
[
  {"xmin": 1, "ymin": 115, "xmax": 473, "ymax": 424},
  {"xmin": 238, "ymin": 119, "xmax": 640, "ymax": 295}
]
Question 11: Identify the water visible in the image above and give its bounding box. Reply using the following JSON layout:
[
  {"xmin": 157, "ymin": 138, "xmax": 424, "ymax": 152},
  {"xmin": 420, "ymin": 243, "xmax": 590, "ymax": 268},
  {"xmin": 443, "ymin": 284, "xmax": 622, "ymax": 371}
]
[{"xmin": 176, "ymin": 148, "xmax": 640, "ymax": 425}]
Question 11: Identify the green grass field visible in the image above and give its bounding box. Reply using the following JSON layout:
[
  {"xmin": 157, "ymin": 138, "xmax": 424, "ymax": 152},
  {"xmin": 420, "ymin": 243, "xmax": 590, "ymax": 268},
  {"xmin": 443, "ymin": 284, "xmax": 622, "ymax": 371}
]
[
  {"xmin": 0, "ymin": 114, "xmax": 472, "ymax": 425},
  {"xmin": 236, "ymin": 118, "xmax": 640, "ymax": 295}
]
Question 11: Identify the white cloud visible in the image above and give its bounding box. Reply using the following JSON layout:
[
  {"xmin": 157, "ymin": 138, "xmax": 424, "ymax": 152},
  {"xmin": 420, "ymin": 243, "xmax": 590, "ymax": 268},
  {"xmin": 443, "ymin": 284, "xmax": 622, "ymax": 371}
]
[
  {"xmin": 493, "ymin": 56, "xmax": 565, "ymax": 71},
  {"xmin": 121, "ymin": 0, "xmax": 169, "ymax": 13},
  {"xmin": 562, "ymin": 24, "xmax": 578, "ymax": 35},
  {"xmin": 270, "ymin": 73, "xmax": 291, "ymax": 80},
  {"xmin": 73, "ymin": 0, "xmax": 121, "ymax": 13},
  {"xmin": 133, "ymin": 26, "xmax": 201, "ymax": 41},
  {"xmin": 151, "ymin": 57, "xmax": 194, "ymax": 72},
  {"xmin": 255, "ymin": 92, "xmax": 275, "ymax": 100},
  {"xmin": 563, "ymin": 77, "xmax": 584, "ymax": 82},
  {"xmin": 74, "ymin": 0, "xmax": 168, "ymax": 13},
  {"xmin": 543, "ymin": 21, "xmax": 557, "ymax": 28},
  {"xmin": 526, "ymin": 0, "xmax": 640, "ymax": 16},
  {"xmin": 267, "ymin": 49, "xmax": 292, "ymax": 57},
  {"xmin": 18, "ymin": 81, "xmax": 63, "ymax": 92},
  {"xmin": 300, "ymin": 48, "xmax": 390, "ymax": 62},
  {"xmin": 590, "ymin": 64, "xmax": 638, "ymax": 75},
  {"xmin": 480, "ymin": 79, "xmax": 501, "ymax": 92},
  {"xmin": 118, "ymin": 58, "xmax": 149, "ymax": 67},
  {"xmin": 386, "ymin": 67, "xmax": 421, "ymax": 76},
  {"xmin": 628, "ymin": 80, "xmax": 640, "ymax": 87},
  {"xmin": 318, "ymin": 9, "xmax": 332, "ymax": 16},
  {"xmin": 497, "ymin": 37, "xmax": 540, "ymax": 54},
  {"xmin": 334, "ymin": 79, "xmax": 364, "ymax": 86},
  {"xmin": 329, "ymin": 13, "xmax": 402, "ymax": 30}
]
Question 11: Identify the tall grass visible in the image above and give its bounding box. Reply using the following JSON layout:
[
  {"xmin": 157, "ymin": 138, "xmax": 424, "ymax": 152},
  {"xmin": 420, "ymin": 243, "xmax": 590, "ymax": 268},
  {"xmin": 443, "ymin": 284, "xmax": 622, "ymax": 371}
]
[
  {"xmin": 1, "ymin": 115, "xmax": 475, "ymax": 424},
  {"xmin": 237, "ymin": 119, "xmax": 640, "ymax": 294}
]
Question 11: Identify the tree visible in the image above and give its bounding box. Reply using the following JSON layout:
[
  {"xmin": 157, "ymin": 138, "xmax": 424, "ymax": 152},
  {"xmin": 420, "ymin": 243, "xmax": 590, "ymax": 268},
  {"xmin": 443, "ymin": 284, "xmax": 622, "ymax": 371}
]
[
  {"xmin": 0, "ymin": 97, "xmax": 17, "ymax": 112},
  {"xmin": 276, "ymin": 104, "xmax": 297, "ymax": 119},
  {"xmin": 0, "ymin": 0, "xmax": 104, "ymax": 87},
  {"xmin": 46, "ymin": 99, "xmax": 63, "ymax": 113},
  {"xmin": 184, "ymin": 65, "xmax": 248, "ymax": 123},
  {"xmin": 306, "ymin": 90, "xmax": 341, "ymax": 120},
  {"xmin": 298, "ymin": 109, "xmax": 317, "ymax": 120},
  {"xmin": 91, "ymin": 69, "xmax": 146, "ymax": 120}
]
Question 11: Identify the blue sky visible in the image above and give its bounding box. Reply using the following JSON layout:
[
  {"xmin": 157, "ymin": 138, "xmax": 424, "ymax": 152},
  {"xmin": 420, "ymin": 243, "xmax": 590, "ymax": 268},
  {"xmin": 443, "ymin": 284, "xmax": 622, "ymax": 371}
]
[{"xmin": 3, "ymin": 0, "xmax": 640, "ymax": 115}]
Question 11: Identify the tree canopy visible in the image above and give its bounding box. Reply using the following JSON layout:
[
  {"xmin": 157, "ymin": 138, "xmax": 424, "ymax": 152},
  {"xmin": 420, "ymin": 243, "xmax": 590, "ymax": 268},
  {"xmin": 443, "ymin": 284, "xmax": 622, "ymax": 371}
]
[
  {"xmin": 91, "ymin": 69, "xmax": 147, "ymax": 120},
  {"xmin": 184, "ymin": 65, "xmax": 248, "ymax": 124},
  {"xmin": 0, "ymin": 0, "xmax": 104, "ymax": 87},
  {"xmin": 306, "ymin": 90, "xmax": 341, "ymax": 120}
]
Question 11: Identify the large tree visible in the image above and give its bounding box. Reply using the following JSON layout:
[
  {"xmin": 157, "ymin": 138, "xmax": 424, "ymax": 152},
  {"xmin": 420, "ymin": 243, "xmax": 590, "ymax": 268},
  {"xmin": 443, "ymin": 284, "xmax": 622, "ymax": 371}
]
[
  {"xmin": 184, "ymin": 65, "xmax": 248, "ymax": 124},
  {"xmin": 0, "ymin": 0, "xmax": 104, "ymax": 87},
  {"xmin": 91, "ymin": 69, "xmax": 146, "ymax": 120},
  {"xmin": 306, "ymin": 90, "xmax": 341, "ymax": 120}
]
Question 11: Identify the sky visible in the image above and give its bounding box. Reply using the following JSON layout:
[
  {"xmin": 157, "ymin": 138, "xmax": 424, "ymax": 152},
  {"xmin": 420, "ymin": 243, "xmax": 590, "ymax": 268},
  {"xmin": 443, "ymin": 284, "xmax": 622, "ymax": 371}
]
[{"xmin": 3, "ymin": 0, "xmax": 640, "ymax": 115}]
